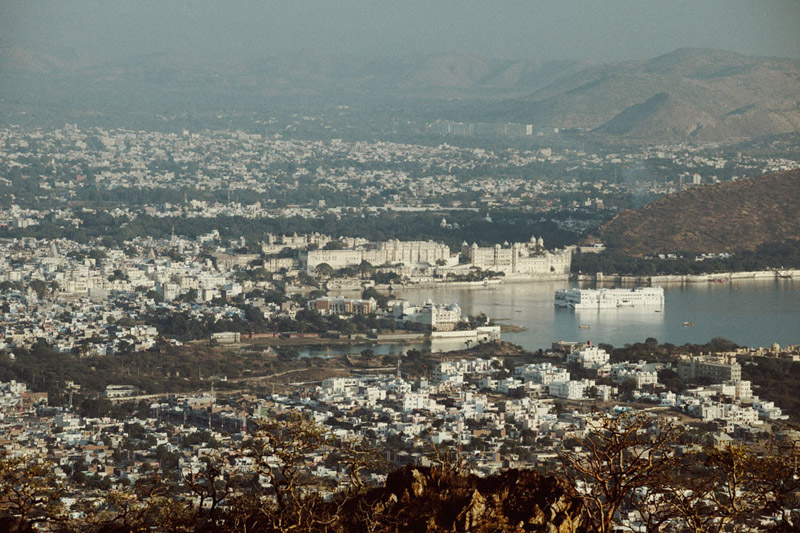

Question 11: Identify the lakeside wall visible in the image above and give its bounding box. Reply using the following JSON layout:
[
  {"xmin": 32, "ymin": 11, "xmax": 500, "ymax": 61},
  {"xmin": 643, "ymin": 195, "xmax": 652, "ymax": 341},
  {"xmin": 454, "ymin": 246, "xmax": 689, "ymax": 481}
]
[
  {"xmin": 574, "ymin": 269, "xmax": 800, "ymax": 286},
  {"xmin": 430, "ymin": 326, "xmax": 501, "ymax": 341},
  {"xmin": 368, "ymin": 274, "xmax": 569, "ymax": 291},
  {"xmin": 331, "ymin": 270, "xmax": 796, "ymax": 294}
]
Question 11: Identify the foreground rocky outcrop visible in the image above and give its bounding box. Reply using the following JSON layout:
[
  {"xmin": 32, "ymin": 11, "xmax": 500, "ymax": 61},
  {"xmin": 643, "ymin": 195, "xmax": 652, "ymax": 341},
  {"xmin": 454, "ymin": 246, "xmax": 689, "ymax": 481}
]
[{"xmin": 338, "ymin": 466, "xmax": 587, "ymax": 532}]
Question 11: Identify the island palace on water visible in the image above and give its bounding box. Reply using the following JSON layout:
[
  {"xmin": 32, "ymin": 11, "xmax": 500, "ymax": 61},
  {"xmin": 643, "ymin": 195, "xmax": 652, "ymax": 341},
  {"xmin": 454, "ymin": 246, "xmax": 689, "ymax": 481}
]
[{"xmin": 555, "ymin": 287, "xmax": 665, "ymax": 310}]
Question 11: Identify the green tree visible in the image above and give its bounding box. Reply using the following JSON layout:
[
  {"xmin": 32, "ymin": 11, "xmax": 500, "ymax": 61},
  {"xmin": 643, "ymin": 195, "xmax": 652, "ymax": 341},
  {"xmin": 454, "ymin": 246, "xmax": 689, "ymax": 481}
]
[
  {"xmin": 28, "ymin": 279, "xmax": 49, "ymax": 298},
  {"xmin": 357, "ymin": 260, "xmax": 374, "ymax": 277},
  {"xmin": 323, "ymin": 240, "xmax": 346, "ymax": 250},
  {"xmin": 314, "ymin": 263, "xmax": 334, "ymax": 278}
]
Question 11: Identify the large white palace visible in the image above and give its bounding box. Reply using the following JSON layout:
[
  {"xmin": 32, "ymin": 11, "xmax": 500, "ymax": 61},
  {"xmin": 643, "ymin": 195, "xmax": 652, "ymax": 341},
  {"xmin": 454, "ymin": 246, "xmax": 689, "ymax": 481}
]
[
  {"xmin": 298, "ymin": 235, "xmax": 571, "ymax": 279},
  {"xmin": 462, "ymin": 237, "xmax": 572, "ymax": 276},
  {"xmin": 303, "ymin": 239, "xmax": 451, "ymax": 272}
]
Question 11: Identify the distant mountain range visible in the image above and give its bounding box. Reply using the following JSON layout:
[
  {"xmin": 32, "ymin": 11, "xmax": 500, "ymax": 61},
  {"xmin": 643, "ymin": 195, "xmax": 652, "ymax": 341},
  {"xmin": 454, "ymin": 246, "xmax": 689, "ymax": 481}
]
[
  {"xmin": 596, "ymin": 169, "xmax": 800, "ymax": 256},
  {"xmin": 477, "ymin": 48, "xmax": 800, "ymax": 142},
  {"xmin": 2, "ymin": 46, "xmax": 799, "ymax": 141},
  {"xmin": 0, "ymin": 46, "xmax": 587, "ymax": 97}
]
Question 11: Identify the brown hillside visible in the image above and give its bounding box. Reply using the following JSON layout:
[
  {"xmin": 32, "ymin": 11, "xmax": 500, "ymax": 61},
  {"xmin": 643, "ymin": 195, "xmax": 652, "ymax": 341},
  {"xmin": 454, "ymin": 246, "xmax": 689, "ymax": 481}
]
[{"xmin": 598, "ymin": 169, "xmax": 800, "ymax": 256}]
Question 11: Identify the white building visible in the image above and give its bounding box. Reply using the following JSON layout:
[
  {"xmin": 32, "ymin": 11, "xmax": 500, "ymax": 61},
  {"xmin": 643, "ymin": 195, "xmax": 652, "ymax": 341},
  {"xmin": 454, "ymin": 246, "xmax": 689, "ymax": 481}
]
[
  {"xmin": 610, "ymin": 362, "xmax": 659, "ymax": 388},
  {"xmin": 463, "ymin": 237, "xmax": 571, "ymax": 276},
  {"xmin": 309, "ymin": 296, "xmax": 377, "ymax": 315},
  {"xmin": 304, "ymin": 240, "xmax": 450, "ymax": 272},
  {"xmin": 566, "ymin": 346, "xmax": 610, "ymax": 368},
  {"xmin": 103, "ymin": 385, "xmax": 139, "ymax": 399},
  {"xmin": 677, "ymin": 354, "xmax": 742, "ymax": 383},
  {"xmin": 393, "ymin": 299, "xmax": 463, "ymax": 331},
  {"xmin": 752, "ymin": 396, "xmax": 788, "ymax": 420},
  {"xmin": 699, "ymin": 402, "xmax": 760, "ymax": 425},
  {"xmin": 549, "ymin": 379, "xmax": 594, "ymax": 400},
  {"xmin": 515, "ymin": 363, "xmax": 570, "ymax": 386},
  {"xmin": 432, "ymin": 361, "xmax": 464, "ymax": 385},
  {"xmin": 555, "ymin": 287, "xmax": 664, "ymax": 310}
]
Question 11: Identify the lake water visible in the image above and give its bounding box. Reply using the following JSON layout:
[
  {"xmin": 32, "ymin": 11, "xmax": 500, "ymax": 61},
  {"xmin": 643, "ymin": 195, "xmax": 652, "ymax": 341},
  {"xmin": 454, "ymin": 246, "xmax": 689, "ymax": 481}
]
[
  {"xmin": 395, "ymin": 279, "xmax": 800, "ymax": 350},
  {"xmin": 301, "ymin": 279, "xmax": 800, "ymax": 357}
]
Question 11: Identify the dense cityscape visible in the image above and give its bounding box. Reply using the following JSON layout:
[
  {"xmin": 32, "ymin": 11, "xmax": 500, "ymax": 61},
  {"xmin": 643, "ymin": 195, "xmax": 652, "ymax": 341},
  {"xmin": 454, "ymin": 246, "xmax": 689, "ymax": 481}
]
[{"xmin": 3, "ymin": 1, "xmax": 800, "ymax": 531}]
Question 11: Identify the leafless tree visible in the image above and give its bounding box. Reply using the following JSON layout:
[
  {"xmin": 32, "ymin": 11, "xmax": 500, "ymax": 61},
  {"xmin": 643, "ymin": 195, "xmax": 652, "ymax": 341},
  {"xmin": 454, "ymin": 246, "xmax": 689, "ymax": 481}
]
[{"xmin": 557, "ymin": 411, "xmax": 685, "ymax": 533}]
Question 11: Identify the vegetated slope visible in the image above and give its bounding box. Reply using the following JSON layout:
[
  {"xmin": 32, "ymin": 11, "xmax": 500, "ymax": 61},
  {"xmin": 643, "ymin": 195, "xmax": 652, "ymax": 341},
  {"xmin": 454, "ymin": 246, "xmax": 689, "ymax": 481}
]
[
  {"xmin": 597, "ymin": 169, "xmax": 800, "ymax": 256},
  {"xmin": 479, "ymin": 48, "xmax": 800, "ymax": 142}
]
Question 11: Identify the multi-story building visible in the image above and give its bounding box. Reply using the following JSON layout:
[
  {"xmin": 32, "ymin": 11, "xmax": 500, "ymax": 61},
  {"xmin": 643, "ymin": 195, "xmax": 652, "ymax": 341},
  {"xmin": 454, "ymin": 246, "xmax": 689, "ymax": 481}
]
[
  {"xmin": 304, "ymin": 240, "xmax": 450, "ymax": 272},
  {"xmin": 677, "ymin": 354, "xmax": 742, "ymax": 383},
  {"xmin": 432, "ymin": 362, "xmax": 464, "ymax": 385},
  {"xmin": 263, "ymin": 232, "xmax": 333, "ymax": 252},
  {"xmin": 699, "ymin": 402, "xmax": 760, "ymax": 425},
  {"xmin": 309, "ymin": 296, "xmax": 376, "ymax": 316},
  {"xmin": 752, "ymin": 396, "xmax": 788, "ymax": 420},
  {"xmin": 549, "ymin": 379, "xmax": 594, "ymax": 400},
  {"xmin": 609, "ymin": 361, "xmax": 659, "ymax": 388},
  {"xmin": 554, "ymin": 287, "xmax": 664, "ymax": 310},
  {"xmin": 566, "ymin": 346, "xmax": 610, "ymax": 369},
  {"xmin": 515, "ymin": 362, "xmax": 570, "ymax": 386},
  {"xmin": 392, "ymin": 300, "xmax": 463, "ymax": 331},
  {"xmin": 462, "ymin": 238, "xmax": 571, "ymax": 276}
]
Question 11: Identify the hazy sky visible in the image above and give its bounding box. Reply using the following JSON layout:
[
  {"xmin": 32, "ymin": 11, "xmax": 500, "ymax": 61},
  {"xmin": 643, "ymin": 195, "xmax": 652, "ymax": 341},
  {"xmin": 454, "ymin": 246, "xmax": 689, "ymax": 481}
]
[{"xmin": 2, "ymin": 0, "xmax": 800, "ymax": 64}]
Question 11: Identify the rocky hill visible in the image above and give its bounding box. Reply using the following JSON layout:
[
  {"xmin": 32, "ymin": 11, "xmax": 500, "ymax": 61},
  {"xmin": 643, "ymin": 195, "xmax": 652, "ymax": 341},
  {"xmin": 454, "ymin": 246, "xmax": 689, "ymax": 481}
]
[{"xmin": 597, "ymin": 169, "xmax": 800, "ymax": 256}]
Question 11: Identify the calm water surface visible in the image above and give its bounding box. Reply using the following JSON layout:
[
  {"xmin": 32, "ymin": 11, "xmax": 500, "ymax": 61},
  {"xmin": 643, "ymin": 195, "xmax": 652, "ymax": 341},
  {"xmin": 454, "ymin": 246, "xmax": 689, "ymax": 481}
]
[
  {"xmin": 302, "ymin": 280, "xmax": 799, "ymax": 357},
  {"xmin": 394, "ymin": 279, "xmax": 800, "ymax": 350}
]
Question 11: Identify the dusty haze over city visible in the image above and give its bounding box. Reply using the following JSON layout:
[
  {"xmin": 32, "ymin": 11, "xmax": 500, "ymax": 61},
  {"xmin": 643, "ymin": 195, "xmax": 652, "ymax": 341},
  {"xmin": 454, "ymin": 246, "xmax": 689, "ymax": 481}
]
[{"xmin": 3, "ymin": 1, "xmax": 800, "ymax": 66}]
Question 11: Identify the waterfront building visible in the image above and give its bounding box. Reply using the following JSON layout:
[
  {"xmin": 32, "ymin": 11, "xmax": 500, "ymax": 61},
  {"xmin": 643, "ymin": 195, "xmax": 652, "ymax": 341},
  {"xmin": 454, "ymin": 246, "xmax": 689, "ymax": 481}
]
[
  {"xmin": 309, "ymin": 296, "xmax": 377, "ymax": 316},
  {"xmin": 554, "ymin": 287, "xmax": 664, "ymax": 309},
  {"xmin": 392, "ymin": 299, "xmax": 463, "ymax": 331},
  {"xmin": 463, "ymin": 237, "xmax": 571, "ymax": 276},
  {"xmin": 304, "ymin": 239, "xmax": 450, "ymax": 272},
  {"xmin": 551, "ymin": 341, "xmax": 586, "ymax": 355}
]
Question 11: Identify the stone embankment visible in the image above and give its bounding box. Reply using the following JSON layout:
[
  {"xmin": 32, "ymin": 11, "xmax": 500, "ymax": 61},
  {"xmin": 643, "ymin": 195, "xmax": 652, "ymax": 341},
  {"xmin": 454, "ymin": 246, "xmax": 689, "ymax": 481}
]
[{"xmin": 574, "ymin": 269, "xmax": 800, "ymax": 286}]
